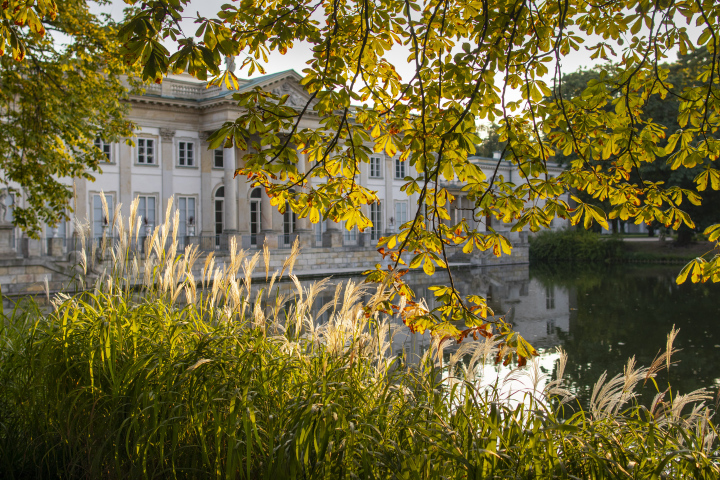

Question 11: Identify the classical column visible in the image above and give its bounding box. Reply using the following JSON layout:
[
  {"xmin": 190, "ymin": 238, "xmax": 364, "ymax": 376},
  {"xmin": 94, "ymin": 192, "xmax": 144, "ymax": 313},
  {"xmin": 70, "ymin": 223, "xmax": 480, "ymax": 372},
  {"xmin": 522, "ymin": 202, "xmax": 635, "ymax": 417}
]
[
  {"xmin": 321, "ymin": 155, "xmax": 343, "ymax": 247},
  {"xmin": 199, "ymin": 132, "xmax": 214, "ymax": 237},
  {"xmin": 256, "ymin": 187, "xmax": 278, "ymax": 249},
  {"xmin": 384, "ymin": 155, "xmax": 394, "ymax": 234},
  {"xmin": 294, "ymin": 151, "xmax": 313, "ymax": 248},
  {"xmin": 236, "ymin": 148, "xmax": 250, "ymax": 247},
  {"xmin": 223, "ymin": 145, "xmax": 238, "ymax": 233},
  {"xmin": 159, "ymin": 128, "xmax": 175, "ymax": 222},
  {"xmin": 72, "ymin": 177, "xmax": 88, "ymax": 246},
  {"xmin": 119, "ymin": 141, "xmax": 133, "ymax": 218}
]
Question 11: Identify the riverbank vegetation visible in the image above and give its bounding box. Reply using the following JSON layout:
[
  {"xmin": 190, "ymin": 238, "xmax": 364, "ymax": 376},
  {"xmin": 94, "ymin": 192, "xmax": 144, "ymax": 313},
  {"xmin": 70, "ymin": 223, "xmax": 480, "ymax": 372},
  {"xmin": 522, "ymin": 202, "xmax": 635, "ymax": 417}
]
[
  {"xmin": 1, "ymin": 215, "xmax": 719, "ymax": 478},
  {"xmin": 530, "ymin": 229, "xmax": 625, "ymax": 263},
  {"xmin": 530, "ymin": 229, "xmax": 719, "ymax": 264}
]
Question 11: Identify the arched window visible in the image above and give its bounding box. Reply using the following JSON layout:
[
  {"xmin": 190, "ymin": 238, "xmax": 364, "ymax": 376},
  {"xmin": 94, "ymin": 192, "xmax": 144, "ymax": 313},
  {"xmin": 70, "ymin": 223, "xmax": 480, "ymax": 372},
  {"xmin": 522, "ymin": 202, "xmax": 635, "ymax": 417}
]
[
  {"xmin": 250, "ymin": 188, "xmax": 261, "ymax": 246},
  {"xmin": 214, "ymin": 186, "xmax": 224, "ymax": 247},
  {"xmin": 283, "ymin": 201, "xmax": 295, "ymax": 246}
]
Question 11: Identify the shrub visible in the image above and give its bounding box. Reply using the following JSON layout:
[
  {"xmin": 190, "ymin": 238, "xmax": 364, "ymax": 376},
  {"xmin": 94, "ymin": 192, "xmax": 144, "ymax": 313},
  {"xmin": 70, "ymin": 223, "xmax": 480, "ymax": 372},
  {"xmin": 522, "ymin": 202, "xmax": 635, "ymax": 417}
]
[
  {"xmin": 530, "ymin": 228, "xmax": 625, "ymax": 263},
  {"xmin": 0, "ymin": 203, "xmax": 718, "ymax": 479}
]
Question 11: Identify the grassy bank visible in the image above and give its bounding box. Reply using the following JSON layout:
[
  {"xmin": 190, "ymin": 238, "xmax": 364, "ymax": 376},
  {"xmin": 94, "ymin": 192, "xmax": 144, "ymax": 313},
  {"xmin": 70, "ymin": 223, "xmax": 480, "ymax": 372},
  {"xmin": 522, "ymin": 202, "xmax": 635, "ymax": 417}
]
[
  {"xmin": 1, "ymin": 207, "xmax": 719, "ymax": 478},
  {"xmin": 530, "ymin": 229, "xmax": 718, "ymax": 264}
]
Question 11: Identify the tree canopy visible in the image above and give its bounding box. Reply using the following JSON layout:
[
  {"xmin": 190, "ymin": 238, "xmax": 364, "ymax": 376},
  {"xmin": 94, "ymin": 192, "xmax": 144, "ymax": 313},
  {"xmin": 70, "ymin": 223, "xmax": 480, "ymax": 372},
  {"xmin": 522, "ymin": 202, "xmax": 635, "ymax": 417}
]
[
  {"xmin": 1, "ymin": 0, "xmax": 135, "ymax": 234},
  {"xmin": 558, "ymin": 48, "xmax": 720, "ymax": 242},
  {"xmin": 120, "ymin": 0, "xmax": 719, "ymax": 358}
]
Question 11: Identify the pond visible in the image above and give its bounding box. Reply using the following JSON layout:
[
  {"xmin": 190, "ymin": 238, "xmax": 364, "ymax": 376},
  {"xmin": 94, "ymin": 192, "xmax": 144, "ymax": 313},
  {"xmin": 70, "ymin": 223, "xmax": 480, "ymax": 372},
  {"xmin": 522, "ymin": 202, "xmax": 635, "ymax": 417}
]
[{"xmin": 299, "ymin": 262, "xmax": 720, "ymax": 407}]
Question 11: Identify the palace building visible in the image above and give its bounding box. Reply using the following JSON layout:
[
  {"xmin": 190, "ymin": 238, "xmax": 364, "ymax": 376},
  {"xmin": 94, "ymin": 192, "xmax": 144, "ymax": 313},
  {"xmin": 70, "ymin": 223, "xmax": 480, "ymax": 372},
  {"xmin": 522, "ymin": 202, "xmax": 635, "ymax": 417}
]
[{"xmin": 1, "ymin": 69, "xmax": 568, "ymax": 282}]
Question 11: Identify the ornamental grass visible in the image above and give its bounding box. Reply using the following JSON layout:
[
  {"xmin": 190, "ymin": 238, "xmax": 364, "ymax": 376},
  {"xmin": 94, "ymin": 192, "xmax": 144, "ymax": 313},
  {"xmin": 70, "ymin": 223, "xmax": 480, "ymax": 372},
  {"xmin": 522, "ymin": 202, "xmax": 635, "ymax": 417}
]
[{"xmin": 0, "ymin": 197, "xmax": 718, "ymax": 479}]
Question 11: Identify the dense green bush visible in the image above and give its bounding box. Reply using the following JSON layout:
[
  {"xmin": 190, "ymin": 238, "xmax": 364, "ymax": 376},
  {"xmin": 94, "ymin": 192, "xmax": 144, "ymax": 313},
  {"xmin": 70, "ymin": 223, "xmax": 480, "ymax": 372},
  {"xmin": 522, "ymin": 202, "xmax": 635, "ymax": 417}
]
[
  {"xmin": 0, "ymin": 208, "xmax": 718, "ymax": 479},
  {"xmin": 530, "ymin": 229, "xmax": 625, "ymax": 263}
]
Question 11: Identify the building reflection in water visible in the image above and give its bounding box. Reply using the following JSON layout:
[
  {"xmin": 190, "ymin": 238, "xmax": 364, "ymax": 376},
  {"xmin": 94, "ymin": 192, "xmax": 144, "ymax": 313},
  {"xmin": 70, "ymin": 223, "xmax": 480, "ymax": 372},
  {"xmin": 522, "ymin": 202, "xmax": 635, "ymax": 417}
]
[{"xmin": 253, "ymin": 264, "xmax": 571, "ymax": 368}]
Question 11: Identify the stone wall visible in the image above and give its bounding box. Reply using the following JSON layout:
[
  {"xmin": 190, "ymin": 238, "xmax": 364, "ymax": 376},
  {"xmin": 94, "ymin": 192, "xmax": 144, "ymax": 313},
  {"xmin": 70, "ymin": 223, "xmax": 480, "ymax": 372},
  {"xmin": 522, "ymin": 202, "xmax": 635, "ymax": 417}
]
[{"xmin": 0, "ymin": 237, "xmax": 529, "ymax": 296}]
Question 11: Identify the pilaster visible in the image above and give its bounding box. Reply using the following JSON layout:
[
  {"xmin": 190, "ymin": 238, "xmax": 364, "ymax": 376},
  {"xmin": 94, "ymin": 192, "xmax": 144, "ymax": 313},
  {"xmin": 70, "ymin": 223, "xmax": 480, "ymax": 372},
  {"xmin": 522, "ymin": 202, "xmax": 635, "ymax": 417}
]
[
  {"xmin": 294, "ymin": 151, "xmax": 313, "ymax": 247},
  {"xmin": 119, "ymin": 141, "xmax": 133, "ymax": 218},
  {"xmin": 199, "ymin": 132, "xmax": 214, "ymax": 236},
  {"xmin": 223, "ymin": 146, "xmax": 238, "ymax": 232},
  {"xmin": 159, "ymin": 128, "xmax": 175, "ymax": 221},
  {"xmin": 384, "ymin": 156, "xmax": 394, "ymax": 234},
  {"xmin": 236, "ymin": 148, "xmax": 250, "ymax": 236}
]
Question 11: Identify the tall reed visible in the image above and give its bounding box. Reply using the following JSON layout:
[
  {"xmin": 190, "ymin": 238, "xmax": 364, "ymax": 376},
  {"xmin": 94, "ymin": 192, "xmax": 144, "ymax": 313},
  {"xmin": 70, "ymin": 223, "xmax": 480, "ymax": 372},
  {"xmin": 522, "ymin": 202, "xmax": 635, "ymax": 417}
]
[{"xmin": 0, "ymin": 197, "xmax": 718, "ymax": 478}]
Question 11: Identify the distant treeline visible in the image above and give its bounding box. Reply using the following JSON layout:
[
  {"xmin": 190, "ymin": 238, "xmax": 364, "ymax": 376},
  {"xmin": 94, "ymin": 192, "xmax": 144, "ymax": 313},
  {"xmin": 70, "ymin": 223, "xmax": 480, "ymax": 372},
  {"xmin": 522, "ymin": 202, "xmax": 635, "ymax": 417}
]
[
  {"xmin": 529, "ymin": 229, "xmax": 708, "ymax": 264},
  {"xmin": 529, "ymin": 229, "xmax": 625, "ymax": 263}
]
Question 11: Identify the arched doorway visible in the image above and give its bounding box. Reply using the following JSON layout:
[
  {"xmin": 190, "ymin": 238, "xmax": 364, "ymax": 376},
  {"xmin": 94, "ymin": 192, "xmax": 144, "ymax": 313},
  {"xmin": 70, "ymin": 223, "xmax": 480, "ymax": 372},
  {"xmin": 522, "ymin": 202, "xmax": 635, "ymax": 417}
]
[
  {"xmin": 250, "ymin": 188, "xmax": 261, "ymax": 246},
  {"xmin": 214, "ymin": 186, "xmax": 224, "ymax": 247}
]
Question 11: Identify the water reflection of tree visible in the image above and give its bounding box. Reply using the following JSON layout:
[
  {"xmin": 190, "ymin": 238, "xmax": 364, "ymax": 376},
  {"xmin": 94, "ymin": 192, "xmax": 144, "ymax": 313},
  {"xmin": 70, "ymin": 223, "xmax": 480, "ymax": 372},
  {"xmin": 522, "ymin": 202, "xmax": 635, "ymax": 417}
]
[{"xmin": 533, "ymin": 263, "xmax": 720, "ymax": 408}]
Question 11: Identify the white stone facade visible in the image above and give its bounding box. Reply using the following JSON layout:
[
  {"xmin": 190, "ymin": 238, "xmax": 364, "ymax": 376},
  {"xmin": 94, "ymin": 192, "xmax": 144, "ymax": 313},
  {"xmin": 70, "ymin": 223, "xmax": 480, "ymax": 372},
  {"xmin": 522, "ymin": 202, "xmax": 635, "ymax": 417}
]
[{"xmin": 2, "ymin": 69, "xmax": 569, "ymax": 256}]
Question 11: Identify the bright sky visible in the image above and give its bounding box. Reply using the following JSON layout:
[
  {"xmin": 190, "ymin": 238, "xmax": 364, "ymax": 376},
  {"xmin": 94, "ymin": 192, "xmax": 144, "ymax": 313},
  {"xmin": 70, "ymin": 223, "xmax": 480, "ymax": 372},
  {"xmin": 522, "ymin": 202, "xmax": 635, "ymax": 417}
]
[
  {"xmin": 94, "ymin": 0, "xmax": 704, "ymax": 128},
  {"xmin": 97, "ymin": 0, "xmax": 613, "ymax": 78}
]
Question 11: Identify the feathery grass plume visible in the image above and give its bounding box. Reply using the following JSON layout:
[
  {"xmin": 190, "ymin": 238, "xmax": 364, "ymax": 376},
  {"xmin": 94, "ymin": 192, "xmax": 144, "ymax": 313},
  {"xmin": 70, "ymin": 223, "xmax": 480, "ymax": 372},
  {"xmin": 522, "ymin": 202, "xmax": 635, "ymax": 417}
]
[
  {"xmin": 43, "ymin": 276, "xmax": 50, "ymax": 303},
  {"xmin": 670, "ymin": 389, "xmax": 713, "ymax": 423},
  {"xmin": 2, "ymin": 201, "xmax": 719, "ymax": 479},
  {"xmin": 280, "ymin": 236, "xmax": 300, "ymax": 278},
  {"xmin": 111, "ymin": 202, "xmax": 122, "ymax": 237},
  {"xmin": 201, "ymin": 251, "xmax": 215, "ymax": 289},
  {"xmin": 128, "ymin": 197, "xmax": 139, "ymax": 245},
  {"xmin": 150, "ymin": 226, "xmax": 162, "ymax": 262},
  {"xmin": 544, "ymin": 348, "xmax": 574, "ymax": 406},
  {"xmin": 142, "ymin": 254, "xmax": 154, "ymax": 289},
  {"xmin": 448, "ymin": 341, "xmax": 475, "ymax": 369},
  {"xmin": 79, "ymin": 248, "xmax": 88, "ymax": 276},
  {"xmin": 210, "ymin": 267, "xmax": 222, "ymax": 310},
  {"xmin": 242, "ymin": 251, "xmax": 260, "ymax": 294},
  {"xmin": 90, "ymin": 240, "xmax": 98, "ymax": 270},
  {"xmin": 267, "ymin": 270, "xmax": 278, "ymax": 299},
  {"xmin": 227, "ymin": 236, "xmax": 246, "ymax": 280},
  {"xmin": 330, "ymin": 279, "xmax": 343, "ymax": 319},
  {"xmin": 99, "ymin": 190, "xmax": 110, "ymax": 257},
  {"xmin": 130, "ymin": 257, "xmax": 139, "ymax": 287},
  {"xmin": 227, "ymin": 277, "xmax": 241, "ymax": 313},
  {"xmin": 134, "ymin": 212, "xmax": 143, "ymax": 246},
  {"xmin": 666, "ymin": 325, "xmax": 680, "ymax": 371},
  {"xmin": 262, "ymin": 238, "xmax": 270, "ymax": 280}
]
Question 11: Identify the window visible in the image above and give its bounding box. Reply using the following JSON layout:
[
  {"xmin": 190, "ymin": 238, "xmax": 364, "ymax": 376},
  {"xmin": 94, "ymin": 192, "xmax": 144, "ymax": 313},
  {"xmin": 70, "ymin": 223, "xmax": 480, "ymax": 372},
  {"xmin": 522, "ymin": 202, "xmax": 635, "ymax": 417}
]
[
  {"xmin": 137, "ymin": 196, "xmax": 156, "ymax": 251},
  {"xmin": 3, "ymin": 193, "xmax": 14, "ymax": 224},
  {"xmin": 137, "ymin": 196, "xmax": 157, "ymax": 230},
  {"xmin": 92, "ymin": 193, "xmax": 114, "ymax": 238},
  {"xmin": 283, "ymin": 202, "xmax": 295, "ymax": 246},
  {"xmin": 4, "ymin": 193, "xmax": 15, "ymax": 248},
  {"xmin": 215, "ymin": 187, "xmax": 224, "ymax": 247},
  {"xmin": 343, "ymin": 222, "xmax": 358, "ymax": 244},
  {"xmin": 94, "ymin": 138, "xmax": 111, "ymax": 162},
  {"xmin": 214, "ymin": 148, "xmax": 224, "ymax": 168},
  {"xmin": 250, "ymin": 188, "xmax": 262, "ymax": 246},
  {"xmin": 395, "ymin": 201, "xmax": 408, "ymax": 230},
  {"xmin": 315, "ymin": 220, "xmax": 326, "ymax": 244},
  {"xmin": 546, "ymin": 319, "xmax": 556, "ymax": 335},
  {"xmin": 545, "ymin": 286, "xmax": 555, "ymax": 310},
  {"xmin": 137, "ymin": 139, "xmax": 155, "ymax": 164},
  {"xmin": 178, "ymin": 141, "xmax": 194, "ymax": 166},
  {"xmin": 370, "ymin": 202, "xmax": 382, "ymax": 241},
  {"xmin": 178, "ymin": 196, "xmax": 196, "ymax": 236},
  {"xmin": 394, "ymin": 158, "xmax": 406, "ymax": 179},
  {"xmin": 369, "ymin": 156, "xmax": 383, "ymax": 178}
]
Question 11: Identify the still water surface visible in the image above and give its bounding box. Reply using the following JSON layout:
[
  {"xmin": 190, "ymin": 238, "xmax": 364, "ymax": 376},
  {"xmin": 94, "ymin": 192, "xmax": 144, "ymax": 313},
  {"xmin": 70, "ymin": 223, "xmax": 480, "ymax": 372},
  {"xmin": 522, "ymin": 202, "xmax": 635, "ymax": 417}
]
[{"xmin": 323, "ymin": 263, "xmax": 720, "ymax": 405}]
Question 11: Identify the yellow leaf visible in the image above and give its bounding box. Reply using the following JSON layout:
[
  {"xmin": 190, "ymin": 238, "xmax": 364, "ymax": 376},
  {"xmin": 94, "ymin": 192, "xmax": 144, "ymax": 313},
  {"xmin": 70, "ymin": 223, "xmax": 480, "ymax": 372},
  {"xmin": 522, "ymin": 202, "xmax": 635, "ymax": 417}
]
[
  {"xmin": 309, "ymin": 208, "xmax": 319, "ymax": 224},
  {"xmin": 423, "ymin": 258, "xmax": 435, "ymax": 275}
]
